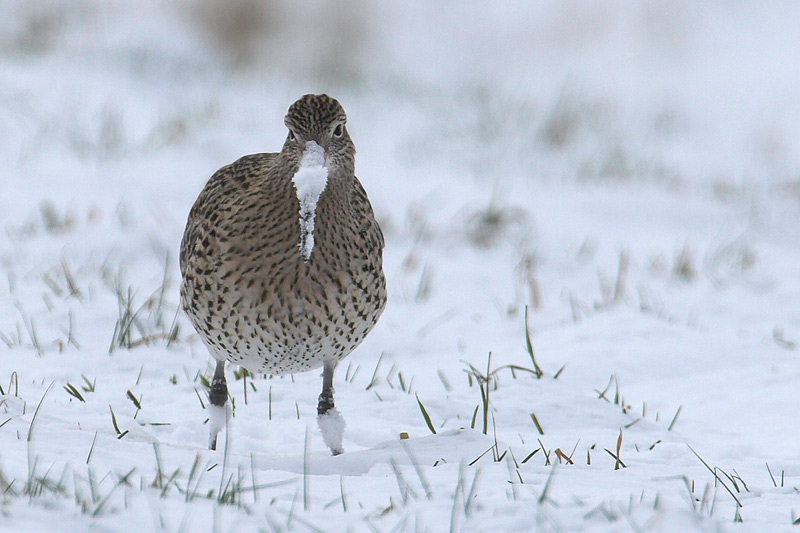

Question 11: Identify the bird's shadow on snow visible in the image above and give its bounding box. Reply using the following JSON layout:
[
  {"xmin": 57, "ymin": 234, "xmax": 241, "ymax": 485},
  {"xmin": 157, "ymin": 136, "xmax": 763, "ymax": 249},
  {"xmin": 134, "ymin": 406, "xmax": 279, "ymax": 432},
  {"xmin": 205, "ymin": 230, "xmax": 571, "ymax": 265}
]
[{"xmin": 253, "ymin": 429, "xmax": 496, "ymax": 476}]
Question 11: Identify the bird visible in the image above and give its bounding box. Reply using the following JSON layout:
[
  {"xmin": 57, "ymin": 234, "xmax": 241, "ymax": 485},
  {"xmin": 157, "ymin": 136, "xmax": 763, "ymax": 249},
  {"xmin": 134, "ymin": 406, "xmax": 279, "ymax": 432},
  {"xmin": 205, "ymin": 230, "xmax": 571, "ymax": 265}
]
[{"xmin": 179, "ymin": 94, "xmax": 386, "ymax": 455}]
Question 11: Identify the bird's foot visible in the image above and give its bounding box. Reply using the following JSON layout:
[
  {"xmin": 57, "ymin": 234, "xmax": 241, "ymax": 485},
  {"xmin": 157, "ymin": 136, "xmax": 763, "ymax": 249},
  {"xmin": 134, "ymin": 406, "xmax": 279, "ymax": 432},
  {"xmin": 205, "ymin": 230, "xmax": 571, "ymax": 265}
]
[
  {"xmin": 209, "ymin": 377, "xmax": 228, "ymax": 408},
  {"xmin": 317, "ymin": 387, "xmax": 335, "ymax": 416},
  {"xmin": 208, "ymin": 374, "xmax": 229, "ymax": 450}
]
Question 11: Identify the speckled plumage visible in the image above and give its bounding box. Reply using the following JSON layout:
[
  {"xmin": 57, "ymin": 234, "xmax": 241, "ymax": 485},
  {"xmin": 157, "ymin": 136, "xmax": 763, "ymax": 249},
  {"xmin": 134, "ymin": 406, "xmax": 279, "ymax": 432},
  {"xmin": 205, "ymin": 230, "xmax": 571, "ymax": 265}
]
[{"xmin": 179, "ymin": 94, "xmax": 386, "ymax": 452}]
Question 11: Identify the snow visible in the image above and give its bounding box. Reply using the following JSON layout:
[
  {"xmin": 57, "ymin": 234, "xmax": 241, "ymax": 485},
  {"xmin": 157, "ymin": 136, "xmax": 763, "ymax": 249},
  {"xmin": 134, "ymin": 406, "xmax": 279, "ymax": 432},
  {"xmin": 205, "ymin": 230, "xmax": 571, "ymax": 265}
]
[
  {"xmin": 207, "ymin": 403, "xmax": 229, "ymax": 450},
  {"xmin": 317, "ymin": 408, "xmax": 346, "ymax": 456},
  {"xmin": 0, "ymin": 2, "xmax": 800, "ymax": 532},
  {"xmin": 292, "ymin": 141, "xmax": 328, "ymax": 261}
]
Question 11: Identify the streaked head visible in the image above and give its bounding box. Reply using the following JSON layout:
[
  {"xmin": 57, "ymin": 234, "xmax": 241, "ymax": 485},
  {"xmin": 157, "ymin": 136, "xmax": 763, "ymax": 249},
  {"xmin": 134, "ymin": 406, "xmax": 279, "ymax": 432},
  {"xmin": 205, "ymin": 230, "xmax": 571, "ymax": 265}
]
[{"xmin": 283, "ymin": 94, "xmax": 352, "ymax": 165}]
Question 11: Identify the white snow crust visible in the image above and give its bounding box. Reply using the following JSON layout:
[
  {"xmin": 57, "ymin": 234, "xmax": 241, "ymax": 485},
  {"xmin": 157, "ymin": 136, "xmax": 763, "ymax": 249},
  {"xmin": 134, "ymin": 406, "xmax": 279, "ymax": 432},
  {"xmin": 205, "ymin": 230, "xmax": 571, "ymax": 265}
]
[{"xmin": 292, "ymin": 141, "xmax": 328, "ymax": 261}]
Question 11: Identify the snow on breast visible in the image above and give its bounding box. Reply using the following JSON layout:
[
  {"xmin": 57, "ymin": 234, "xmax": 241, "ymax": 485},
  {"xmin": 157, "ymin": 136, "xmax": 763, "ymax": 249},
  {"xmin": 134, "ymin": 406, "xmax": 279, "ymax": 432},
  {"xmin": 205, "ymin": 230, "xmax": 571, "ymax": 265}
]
[{"xmin": 292, "ymin": 141, "xmax": 329, "ymax": 261}]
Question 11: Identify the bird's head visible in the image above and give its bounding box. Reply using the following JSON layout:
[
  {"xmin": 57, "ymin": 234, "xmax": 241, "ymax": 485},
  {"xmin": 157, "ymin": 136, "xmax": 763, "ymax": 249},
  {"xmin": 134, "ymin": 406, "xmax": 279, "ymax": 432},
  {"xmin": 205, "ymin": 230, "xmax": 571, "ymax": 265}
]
[{"xmin": 283, "ymin": 94, "xmax": 354, "ymax": 173}]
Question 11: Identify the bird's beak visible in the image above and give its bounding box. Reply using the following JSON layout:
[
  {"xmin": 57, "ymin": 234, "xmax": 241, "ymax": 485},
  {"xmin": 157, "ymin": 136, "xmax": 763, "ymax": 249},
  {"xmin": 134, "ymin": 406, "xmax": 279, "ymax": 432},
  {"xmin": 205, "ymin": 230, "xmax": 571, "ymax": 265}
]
[{"xmin": 301, "ymin": 141, "xmax": 327, "ymax": 168}]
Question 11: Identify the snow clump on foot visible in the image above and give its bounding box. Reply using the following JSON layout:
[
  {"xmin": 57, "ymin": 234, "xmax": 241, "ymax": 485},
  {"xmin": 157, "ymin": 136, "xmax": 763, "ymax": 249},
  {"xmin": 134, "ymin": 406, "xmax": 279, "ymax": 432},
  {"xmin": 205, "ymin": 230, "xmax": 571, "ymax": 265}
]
[
  {"xmin": 208, "ymin": 403, "xmax": 229, "ymax": 449},
  {"xmin": 317, "ymin": 407, "xmax": 345, "ymax": 455}
]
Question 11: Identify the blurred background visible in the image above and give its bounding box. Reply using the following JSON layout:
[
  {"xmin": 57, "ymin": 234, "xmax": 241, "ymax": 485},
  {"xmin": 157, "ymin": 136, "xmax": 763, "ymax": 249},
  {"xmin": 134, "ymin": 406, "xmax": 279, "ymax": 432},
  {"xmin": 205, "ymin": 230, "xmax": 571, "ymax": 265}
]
[{"xmin": 3, "ymin": 0, "xmax": 800, "ymax": 203}]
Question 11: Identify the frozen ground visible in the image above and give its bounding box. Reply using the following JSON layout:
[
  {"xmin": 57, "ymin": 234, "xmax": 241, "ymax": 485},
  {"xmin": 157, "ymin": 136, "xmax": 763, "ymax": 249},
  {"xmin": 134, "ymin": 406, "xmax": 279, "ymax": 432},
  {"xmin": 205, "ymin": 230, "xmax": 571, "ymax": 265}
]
[{"xmin": 1, "ymin": 2, "xmax": 800, "ymax": 531}]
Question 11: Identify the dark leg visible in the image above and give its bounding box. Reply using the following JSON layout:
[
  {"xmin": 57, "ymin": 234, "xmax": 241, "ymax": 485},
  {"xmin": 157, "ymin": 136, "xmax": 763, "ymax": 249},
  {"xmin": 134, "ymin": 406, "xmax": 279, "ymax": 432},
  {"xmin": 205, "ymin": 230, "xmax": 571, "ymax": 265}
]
[
  {"xmin": 209, "ymin": 359, "xmax": 228, "ymax": 408},
  {"xmin": 208, "ymin": 359, "xmax": 228, "ymax": 450},
  {"xmin": 317, "ymin": 359, "xmax": 336, "ymax": 416},
  {"xmin": 317, "ymin": 360, "xmax": 345, "ymax": 455}
]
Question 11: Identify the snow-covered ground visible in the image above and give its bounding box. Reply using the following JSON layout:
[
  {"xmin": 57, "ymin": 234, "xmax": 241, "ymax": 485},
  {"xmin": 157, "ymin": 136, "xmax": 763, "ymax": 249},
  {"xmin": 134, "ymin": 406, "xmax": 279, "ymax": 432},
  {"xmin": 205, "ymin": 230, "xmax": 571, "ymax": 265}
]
[{"xmin": 1, "ymin": 2, "xmax": 800, "ymax": 531}]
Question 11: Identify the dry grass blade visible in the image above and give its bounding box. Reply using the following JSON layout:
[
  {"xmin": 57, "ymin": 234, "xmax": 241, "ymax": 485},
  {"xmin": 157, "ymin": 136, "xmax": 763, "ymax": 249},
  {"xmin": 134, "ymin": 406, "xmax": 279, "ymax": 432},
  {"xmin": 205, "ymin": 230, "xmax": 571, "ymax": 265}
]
[
  {"xmin": 414, "ymin": 263, "xmax": 433, "ymax": 303},
  {"xmin": 772, "ymin": 327, "xmax": 797, "ymax": 350},
  {"xmin": 449, "ymin": 466, "xmax": 464, "ymax": 533},
  {"xmin": 520, "ymin": 448, "xmax": 539, "ymax": 464},
  {"xmin": 28, "ymin": 382, "xmax": 54, "ymax": 442},
  {"xmin": 555, "ymin": 448, "xmax": 574, "ymax": 465},
  {"xmin": 464, "ymin": 466, "xmax": 481, "ymax": 517},
  {"xmin": 529, "ymin": 412, "xmax": 544, "ymax": 435},
  {"xmin": 108, "ymin": 405, "xmax": 127, "ymax": 439},
  {"xmin": 603, "ymin": 448, "xmax": 626, "ymax": 469},
  {"xmin": 15, "ymin": 302, "xmax": 44, "ymax": 356},
  {"xmin": 668, "ymin": 406, "xmax": 682, "ymax": 431},
  {"xmin": 537, "ymin": 463, "xmax": 557, "ymax": 505},
  {"xmin": 613, "ymin": 250, "xmax": 629, "ymax": 302},
  {"xmin": 462, "ymin": 353, "xmax": 495, "ymax": 435},
  {"xmin": 400, "ymin": 439, "xmax": 433, "ymax": 500},
  {"xmin": 339, "ymin": 476, "xmax": 348, "ymax": 512},
  {"xmin": 468, "ymin": 446, "xmax": 494, "ymax": 467},
  {"xmin": 437, "ymin": 369, "xmax": 452, "ymax": 392},
  {"xmin": 60, "ymin": 257, "xmax": 83, "ymax": 300},
  {"xmin": 81, "ymin": 374, "xmax": 95, "ymax": 393},
  {"xmin": 9, "ymin": 372, "xmax": 19, "ymax": 397},
  {"xmin": 766, "ymin": 462, "xmax": 778, "ymax": 488},
  {"xmin": 595, "ymin": 374, "xmax": 615, "ymax": 401},
  {"xmin": 538, "ymin": 439, "xmax": 552, "ymax": 466},
  {"xmin": 415, "ymin": 394, "xmax": 437, "ymax": 435},
  {"xmin": 516, "ymin": 253, "xmax": 542, "ymax": 311},
  {"xmin": 85, "ymin": 432, "xmax": 98, "ymax": 465},
  {"xmin": 365, "ymin": 352, "xmax": 384, "ymax": 391},
  {"xmin": 126, "ymin": 390, "xmax": 142, "ymax": 410},
  {"xmin": 524, "ymin": 307, "xmax": 544, "ymax": 378},
  {"xmin": 389, "ymin": 458, "xmax": 418, "ymax": 504},
  {"xmin": 687, "ymin": 444, "xmax": 742, "ymax": 508},
  {"xmin": 603, "ymin": 430, "xmax": 626, "ymax": 470},
  {"xmin": 63, "ymin": 382, "xmax": 85, "ymax": 402}
]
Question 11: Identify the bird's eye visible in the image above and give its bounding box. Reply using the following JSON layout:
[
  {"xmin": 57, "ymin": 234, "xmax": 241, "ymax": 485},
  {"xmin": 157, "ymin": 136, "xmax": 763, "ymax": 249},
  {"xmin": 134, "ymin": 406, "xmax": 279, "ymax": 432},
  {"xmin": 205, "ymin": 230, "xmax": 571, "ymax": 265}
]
[
  {"xmin": 333, "ymin": 124, "xmax": 344, "ymax": 138},
  {"xmin": 288, "ymin": 130, "xmax": 296, "ymax": 141}
]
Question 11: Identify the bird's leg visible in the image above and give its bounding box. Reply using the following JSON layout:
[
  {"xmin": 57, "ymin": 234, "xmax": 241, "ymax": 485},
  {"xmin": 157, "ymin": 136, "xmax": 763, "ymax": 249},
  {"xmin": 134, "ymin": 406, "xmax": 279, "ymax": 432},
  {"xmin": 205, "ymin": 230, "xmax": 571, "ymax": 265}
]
[
  {"xmin": 208, "ymin": 359, "xmax": 228, "ymax": 450},
  {"xmin": 317, "ymin": 359, "xmax": 336, "ymax": 416},
  {"xmin": 317, "ymin": 359, "xmax": 345, "ymax": 455}
]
